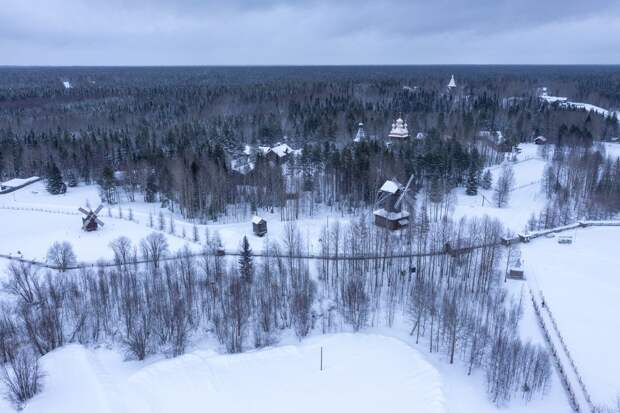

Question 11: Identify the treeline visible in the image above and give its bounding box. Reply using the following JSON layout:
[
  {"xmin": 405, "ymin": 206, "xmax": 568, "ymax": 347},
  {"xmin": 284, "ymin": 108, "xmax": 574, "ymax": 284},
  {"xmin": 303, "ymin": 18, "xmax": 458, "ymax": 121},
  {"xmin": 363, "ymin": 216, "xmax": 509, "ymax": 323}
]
[
  {"xmin": 528, "ymin": 143, "xmax": 620, "ymax": 230},
  {"xmin": 1, "ymin": 214, "xmax": 551, "ymax": 408}
]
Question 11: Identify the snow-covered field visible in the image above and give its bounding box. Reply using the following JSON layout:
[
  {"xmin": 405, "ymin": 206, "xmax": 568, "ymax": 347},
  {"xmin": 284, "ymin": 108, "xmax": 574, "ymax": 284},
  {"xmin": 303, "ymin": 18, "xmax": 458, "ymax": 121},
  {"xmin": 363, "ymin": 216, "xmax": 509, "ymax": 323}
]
[
  {"xmin": 453, "ymin": 144, "xmax": 547, "ymax": 232},
  {"xmin": 523, "ymin": 226, "xmax": 620, "ymax": 408},
  {"xmin": 0, "ymin": 334, "xmax": 446, "ymax": 413},
  {"xmin": 0, "ymin": 181, "xmax": 354, "ymax": 263},
  {"xmin": 0, "ymin": 182, "xmax": 196, "ymax": 264},
  {"xmin": 1, "ymin": 141, "xmax": 613, "ymax": 413}
]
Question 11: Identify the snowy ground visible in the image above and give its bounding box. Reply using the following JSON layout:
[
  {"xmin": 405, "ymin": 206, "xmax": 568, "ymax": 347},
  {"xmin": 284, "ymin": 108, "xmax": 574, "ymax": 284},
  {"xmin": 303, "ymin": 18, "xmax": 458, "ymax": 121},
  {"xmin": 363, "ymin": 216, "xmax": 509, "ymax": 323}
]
[
  {"xmin": 0, "ymin": 144, "xmax": 600, "ymax": 413},
  {"xmin": 453, "ymin": 144, "xmax": 547, "ymax": 233},
  {"xmin": 0, "ymin": 334, "xmax": 447, "ymax": 413},
  {"xmin": 522, "ymin": 226, "xmax": 620, "ymax": 408}
]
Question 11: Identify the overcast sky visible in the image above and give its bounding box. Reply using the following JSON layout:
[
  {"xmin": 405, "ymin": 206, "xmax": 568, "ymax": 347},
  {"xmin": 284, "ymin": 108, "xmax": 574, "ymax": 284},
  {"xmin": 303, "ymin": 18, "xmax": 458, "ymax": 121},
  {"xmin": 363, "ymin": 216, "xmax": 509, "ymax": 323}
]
[{"xmin": 2, "ymin": 0, "xmax": 620, "ymax": 65}]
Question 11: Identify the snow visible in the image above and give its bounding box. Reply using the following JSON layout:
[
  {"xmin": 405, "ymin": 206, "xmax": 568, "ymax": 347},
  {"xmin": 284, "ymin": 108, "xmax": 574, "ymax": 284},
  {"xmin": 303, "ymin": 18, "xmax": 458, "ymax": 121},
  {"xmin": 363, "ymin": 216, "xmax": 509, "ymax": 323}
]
[
  {"xmin": 62, "ymin": 81, "xmax": 72, "ymax": 89},
  {"xmin": 379, "ymin": 180, "xmax": 400, "ymax": 194},
  {"xmin": 251, "ymin": 215, "xmax": 264, "ymax": 225},
  {"xmin": 373, "ymin": 208, "xmax": 409, "ymax": 220},
  {"xmin": 599, "ymin": 141, "xmax": 620, "ymax": 160},
  {"xmin": 271, "ymin": 143, "xmax": 293, "ymax": 157},
  {"xmin": 522, "ymin": 226, "xmax": 620, "ymax": 407},
  {"xmin": 15, "ymin": 334, "xmax": 447, "ymax": 413},
  {"xmin": 0, "ymin": 177, "xmax": 40, "ymax": 190},
  {"xmin": 453, "ymin": 144, "xmax": 548, "ymax": 232},
  {"xmin": 0, "ymin": 182, "xmax": 193, "ymax": 264},
  {"xmin": 0, "ymin": 208, "xmax": 192, "ymax": 264},
  {"xmin": 540, "ymin": 93, "xmax": 618, "ymax": 123},
  {"xmin": 0, "ymin": 143, "xmax": 609, "ymax": 413}
]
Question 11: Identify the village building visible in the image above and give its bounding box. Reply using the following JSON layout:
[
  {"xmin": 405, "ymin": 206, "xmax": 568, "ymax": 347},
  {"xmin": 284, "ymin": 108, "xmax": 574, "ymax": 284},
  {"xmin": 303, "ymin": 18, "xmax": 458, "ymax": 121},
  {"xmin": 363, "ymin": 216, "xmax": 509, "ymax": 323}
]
[
  {"xmin": 508, "ymin": 258, "xmax": 525, "ymax": 280},
  {"xmin": 252, "ymin": 216, "xmax": 267, "ymax": 237},
  {"xmin": 388, "ymin": 118, "xmax": 409, "ymax": 139},
  {"xmin": 353, "ymin": 122, "xmax": 367, "ymax": 143},
  {"xmin": 447, "ymin": 74, "xmax": 457, "ymax": 90},
  {"xmin": 258, "ymin": 143, "xmax": 299, "ymax": 163},
  {"xmin": 231, "ymin": 157, "xmax": 255, "ymax": 175},
  {"xmin": 534, "ymin": 136, "xmax": 547, "ymax": 145},
  {"xmin": 373, "ymin": 177, "xmax": 413, "ymax": 231}
]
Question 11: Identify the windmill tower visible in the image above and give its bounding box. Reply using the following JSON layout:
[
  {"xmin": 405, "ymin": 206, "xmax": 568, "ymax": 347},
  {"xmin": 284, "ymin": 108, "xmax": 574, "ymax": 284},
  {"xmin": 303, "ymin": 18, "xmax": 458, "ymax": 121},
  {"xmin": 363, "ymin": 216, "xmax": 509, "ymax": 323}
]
[
  {"xmin": 79, "ymin": 204, "xmax": 105, "ymax": 231},
  {"xmin": 373, "ymin": 175, "xmax": 415, "ymax": 230}
]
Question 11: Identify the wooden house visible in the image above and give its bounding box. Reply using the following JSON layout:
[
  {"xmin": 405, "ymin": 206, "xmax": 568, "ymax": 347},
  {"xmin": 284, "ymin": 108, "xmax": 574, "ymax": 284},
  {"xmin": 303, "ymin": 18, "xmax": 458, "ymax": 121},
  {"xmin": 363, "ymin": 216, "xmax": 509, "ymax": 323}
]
[
  {"xmin": 558, "ymin": 235, "xmax": 573, "ymax": 244},
  {"xmin": 508, "ymin": 259, "xmax": 525, "ymax": 280},
  {"xmin": 252, "ymin": 216, "xmax": 267, "ymax": 237},
  {"xmin": 373, "ymin": 179, "xmax": 412, "ymax": 230},
  {"xmin": 534, "ymin": 136, "xmax": 547, "ymax": 145}
]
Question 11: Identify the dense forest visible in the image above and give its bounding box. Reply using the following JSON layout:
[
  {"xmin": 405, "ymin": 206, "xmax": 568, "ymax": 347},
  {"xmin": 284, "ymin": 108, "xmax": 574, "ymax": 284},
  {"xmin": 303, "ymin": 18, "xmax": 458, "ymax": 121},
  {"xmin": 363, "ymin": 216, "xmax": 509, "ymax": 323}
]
[{"xmin": 1, "ymin": 66, "xmax": 618, "ymax": 222}]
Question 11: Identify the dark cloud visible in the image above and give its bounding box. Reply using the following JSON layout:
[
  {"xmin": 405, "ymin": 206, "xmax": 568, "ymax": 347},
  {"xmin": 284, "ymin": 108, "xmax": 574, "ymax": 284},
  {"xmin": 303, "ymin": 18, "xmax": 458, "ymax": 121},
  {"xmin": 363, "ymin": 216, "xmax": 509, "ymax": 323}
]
[{"xmin": 1, "ymin": 0, "xmax": 619, "ymax": 64}]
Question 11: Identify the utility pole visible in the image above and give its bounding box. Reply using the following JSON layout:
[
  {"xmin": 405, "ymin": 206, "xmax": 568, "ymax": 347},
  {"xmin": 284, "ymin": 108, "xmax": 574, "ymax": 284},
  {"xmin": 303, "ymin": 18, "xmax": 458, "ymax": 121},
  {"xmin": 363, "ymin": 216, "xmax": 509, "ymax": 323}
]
[{"xmin": 320, "ymin": 346, "xmax": 323, "ymax": 371}]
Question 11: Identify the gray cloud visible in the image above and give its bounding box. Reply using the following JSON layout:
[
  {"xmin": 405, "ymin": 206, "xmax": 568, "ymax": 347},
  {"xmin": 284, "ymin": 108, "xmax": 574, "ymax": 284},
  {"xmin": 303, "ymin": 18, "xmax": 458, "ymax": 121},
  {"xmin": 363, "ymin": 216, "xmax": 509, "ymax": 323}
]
[{"xmin": 1, "ymin": 0, "xmax": 619, "ymax": 64}]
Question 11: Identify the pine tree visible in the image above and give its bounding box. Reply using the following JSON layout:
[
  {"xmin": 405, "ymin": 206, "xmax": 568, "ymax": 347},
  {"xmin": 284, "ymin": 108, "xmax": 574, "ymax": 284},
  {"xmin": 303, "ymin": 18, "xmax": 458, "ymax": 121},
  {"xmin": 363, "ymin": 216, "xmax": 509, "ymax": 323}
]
[
  {"xmin": 66, "ymin": 170, "xmax": 78, "ymax": 187},
  {"xmin": 465, "ymin": 166, "xmax": 479, "ymax": 196},
  {"xmin": 481, "ymin": 170, "xmax": 493, "ymax": 190},
  {"xmin": 46, "ymin": 161, "xmax": 66, "ymax": 195},
  {"xmin": 145, "ymin": 173, "xmax": 158, "ymax": 203},
  {"xmin": 429, "ymin": 175, "xmax": 443, "ymax": 203},
  {"xmin": 238, "ymin": 236, "xmax": 253, "ymax": 284},
  {"xmin": 99, "ymin": 166, "xmax": 117, "ymax": 204}
]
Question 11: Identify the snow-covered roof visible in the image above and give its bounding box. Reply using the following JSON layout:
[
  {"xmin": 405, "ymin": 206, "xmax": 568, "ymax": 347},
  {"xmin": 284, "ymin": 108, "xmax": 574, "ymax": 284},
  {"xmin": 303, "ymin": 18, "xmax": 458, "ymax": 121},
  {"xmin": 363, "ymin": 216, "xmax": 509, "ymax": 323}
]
[
  {"xmin": 271, "ymin": 143, "xmax": 293, "ymax": 157},
  {"xmin": 373, "ymin": 208, "xmax": 410, "ymax": 220},
  {"xmin": 388, "ymin": 118, "xmax": 409, "ymax": 139},
  {"xmin": 258, "ymin": 143, "xmax": 301, "ymax": 158},
  {"xmin": 354, "ymin": 123, "xmax": 366, "ymax": 143},
  {"xmin": 380, "ymin": 180, "xmax": 401, "ymax": 194},
  {"xmin": 252, "ymin": 216, "xmax": 265, "ymax": 224},
  {"xmin": 448, "ymin": 75, "xmax": 456, "ymax": 89},
  {"xmin": 231, "ymin": 159, "xmax": 255, "ymax": 175},
  {"xmin": 0, "ymin": 176, "xmax": 40, "ymax": 188}
]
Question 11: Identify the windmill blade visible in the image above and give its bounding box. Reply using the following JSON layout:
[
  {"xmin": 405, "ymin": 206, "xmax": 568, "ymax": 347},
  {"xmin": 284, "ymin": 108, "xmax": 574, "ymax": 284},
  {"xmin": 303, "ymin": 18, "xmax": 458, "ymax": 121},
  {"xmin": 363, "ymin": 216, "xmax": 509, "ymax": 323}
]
[
  {"xmin": 78, "ymin": 207, "xmax": 90, "ymax": 215},
  {"xmin": 94, "ymin": 204, "xmax": 104, "ymax": 214},
  {"xmin": 95, "ymin": 218, "xmax": 105, "ymax": 227},
  {"xmin": 374, "ymin": 191, "xmax": 391, "ymax": 208},
  {"xmin": 395, "ymin": 174, "xmax": 415, "ymax": 209}
]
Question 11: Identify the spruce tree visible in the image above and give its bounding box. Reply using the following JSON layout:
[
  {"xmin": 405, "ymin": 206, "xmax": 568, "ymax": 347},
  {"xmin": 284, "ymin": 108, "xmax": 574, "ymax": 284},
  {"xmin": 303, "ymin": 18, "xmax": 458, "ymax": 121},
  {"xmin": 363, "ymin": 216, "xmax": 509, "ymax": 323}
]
[
  {"xmin": 238, "ymin": 236, "xmax": 253, "ymax": 284},
  {"xmin": 465, "ymin": 166, "xmax": 479, "ymax": 196},
  {"xmin": 66, "ymin": 170, "xmax": 78, "ymax": 187},
  {"xmin": 46, "ymin": 162, "xmax": 66, "ymax": 195},
  {"xmin": 145, "ymin": 173, "xmax": 158, "ymax": 203},
  {"xmin": 481, "ymin": 170, "xmax": 493, "ymax": 190}
]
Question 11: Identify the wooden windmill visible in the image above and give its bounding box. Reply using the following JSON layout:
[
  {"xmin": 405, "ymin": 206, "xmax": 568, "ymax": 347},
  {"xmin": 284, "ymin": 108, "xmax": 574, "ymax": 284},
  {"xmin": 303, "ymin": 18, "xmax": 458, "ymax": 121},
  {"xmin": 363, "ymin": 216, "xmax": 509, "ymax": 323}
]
[
  {"xmin": 79, "ymin": 204, "xmax": 104, "ymax": 232},
  {"xmin": 373, "ymin": 174, "xmax": 415, "ymax": 230}
]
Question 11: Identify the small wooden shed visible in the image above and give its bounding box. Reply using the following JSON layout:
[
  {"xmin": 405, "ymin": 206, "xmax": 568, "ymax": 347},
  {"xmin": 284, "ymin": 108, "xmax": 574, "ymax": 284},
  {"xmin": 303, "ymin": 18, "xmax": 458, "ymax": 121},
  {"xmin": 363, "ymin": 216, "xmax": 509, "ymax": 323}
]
[
  {"xmin": 252, "ymin": 216, "xmax": 267, "ymax": 237},
  {"xmin": 508, "ymin": 259, "xmax": 525, "ymax": 280}
]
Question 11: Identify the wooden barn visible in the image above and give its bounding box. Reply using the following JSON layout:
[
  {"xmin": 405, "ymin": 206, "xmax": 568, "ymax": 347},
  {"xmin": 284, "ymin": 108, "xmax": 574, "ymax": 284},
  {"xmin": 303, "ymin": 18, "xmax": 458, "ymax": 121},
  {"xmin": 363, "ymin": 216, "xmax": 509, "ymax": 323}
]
[
  {"xmin": 252, "ymin": 216, "xmax": 267, "ymax": 237},
  {"xmin": 508, "ymin": 259, "xmax": 525, "ymax": 280},
  {"xmin": 373, "ymin": 177, "xmax": 413, "ymax": 231}
]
